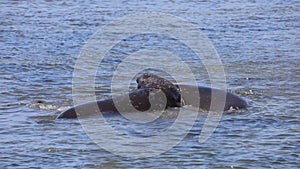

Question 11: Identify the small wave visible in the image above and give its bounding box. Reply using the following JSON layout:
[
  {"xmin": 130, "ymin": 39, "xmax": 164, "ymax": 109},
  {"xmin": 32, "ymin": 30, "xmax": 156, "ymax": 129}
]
[{"xmin": 26, "ymin": 100, "xmax": 70, "ymax": 112}]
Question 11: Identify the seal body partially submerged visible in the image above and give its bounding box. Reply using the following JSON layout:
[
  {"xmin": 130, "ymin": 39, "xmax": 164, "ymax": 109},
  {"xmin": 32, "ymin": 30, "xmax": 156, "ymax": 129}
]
[
  {"xmin": 57, "ymin": 73, "xmax": 248, "ymax": 119},
  {"xmin": 179, "ymin": 85, "xmax": 248, "ymax": 111},
  {"xmin": 57, "ymin": 74, "xmax": 182, "ymax": 119}
]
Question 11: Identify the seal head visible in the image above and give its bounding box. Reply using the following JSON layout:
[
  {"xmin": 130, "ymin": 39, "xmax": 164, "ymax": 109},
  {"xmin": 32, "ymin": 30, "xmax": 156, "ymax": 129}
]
[{"xmin": 136, "ymin": 73, "xmax": 182, "ymax": 107}]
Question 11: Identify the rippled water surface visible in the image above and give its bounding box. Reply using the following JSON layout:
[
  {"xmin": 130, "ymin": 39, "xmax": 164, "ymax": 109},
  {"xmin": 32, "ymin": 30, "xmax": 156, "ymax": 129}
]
[{"xmin": 1, "ymin": 0, "xmax": 299, "ymax": 168}]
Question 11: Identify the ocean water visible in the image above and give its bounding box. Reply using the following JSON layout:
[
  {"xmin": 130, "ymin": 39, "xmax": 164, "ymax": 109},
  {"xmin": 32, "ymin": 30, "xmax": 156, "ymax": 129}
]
[{"xmin": 1, "ymin": 0, "xmax": 299, "ymax": 168}]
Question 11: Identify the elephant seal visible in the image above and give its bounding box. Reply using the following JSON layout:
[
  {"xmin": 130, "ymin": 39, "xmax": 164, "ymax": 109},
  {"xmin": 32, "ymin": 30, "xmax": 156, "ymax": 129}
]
[
  {"xmin": 56, "ymin": 74, "xmax": 182, "ymax": 119},
  {"xmin": 136, "ymin": 73, "xmax": 248, "ymax": 111},
  {"xmin": 57, "ymin": 73, "xmax": 248, "ymax": 119},
  {"xmin": 179, "ymin": 85, "xmax": 248, "ymax": 111},
  {"xmin": 136, "ymin": 73, "xmax": 182, "ymax": 107}
]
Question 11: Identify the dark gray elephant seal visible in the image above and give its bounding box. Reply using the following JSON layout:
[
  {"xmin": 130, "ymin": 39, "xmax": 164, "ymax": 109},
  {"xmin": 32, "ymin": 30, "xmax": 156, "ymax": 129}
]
[
  {"xmin": 136, "ymin": 73, "xmax": 248, "ymax": 111},
  {"xmin": 179, "ymin": 85, "xmax": 248, "ymax": 111},
  {"xmin": 57, "ymin": 73, "xmax": 248, "ymax": 119},
  {"xmin": 56, "ymin": 74, "xmax": 181, "ymax": 119}
]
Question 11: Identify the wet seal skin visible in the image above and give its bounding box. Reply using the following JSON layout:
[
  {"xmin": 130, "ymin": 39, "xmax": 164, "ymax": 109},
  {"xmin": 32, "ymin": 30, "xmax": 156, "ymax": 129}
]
[
  {"xmin": 136, "ymin": 73, "xmax": 182, "ymax": 107},
  {"xmin": 57, "ymin": 73, "xmax": 248, "ymax": 119},
  {"xmin": 56, "ymin": 74, "xmax": 182, "ymax": 119},
  {"xmin": 136, "ymin": 73, "xmax": 248, "ymax": 112},
  {"xmin": 179, "ymin": 85, "xmax": 248, "ymax": 112}
]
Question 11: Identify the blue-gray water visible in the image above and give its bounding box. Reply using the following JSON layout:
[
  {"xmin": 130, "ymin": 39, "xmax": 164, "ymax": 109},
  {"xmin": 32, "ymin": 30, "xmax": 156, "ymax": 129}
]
[{"xmin": 1, "ymin": 0, "xmax": 299, "ymax": 168}]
